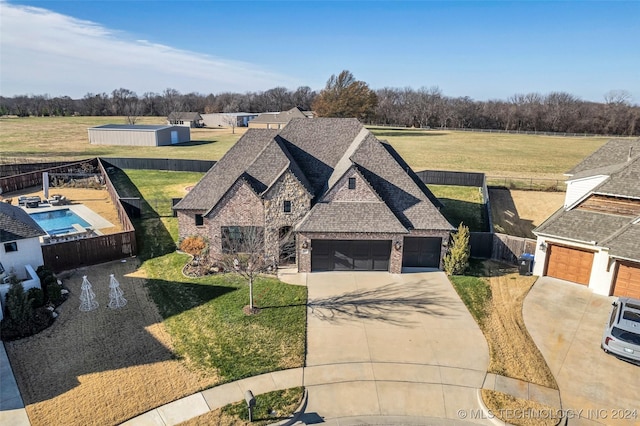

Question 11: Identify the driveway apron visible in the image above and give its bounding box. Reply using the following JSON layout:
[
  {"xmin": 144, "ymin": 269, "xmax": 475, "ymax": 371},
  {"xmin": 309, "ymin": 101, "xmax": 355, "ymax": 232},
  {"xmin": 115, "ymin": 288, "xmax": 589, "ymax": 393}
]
[
  {"xmin": 303, "ymin": 271, "xmax": 491, "ymax": 423},
  {"xmin": 523, "ymin": 277, "xmax": 640, "ymax": 426}
]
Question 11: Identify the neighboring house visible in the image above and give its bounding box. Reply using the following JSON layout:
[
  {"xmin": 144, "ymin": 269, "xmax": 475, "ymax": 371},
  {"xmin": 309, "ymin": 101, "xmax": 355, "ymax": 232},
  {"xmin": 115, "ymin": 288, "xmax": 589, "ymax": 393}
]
[
  {"xmin": 0, "ymin": 202, "xmax": 46, "ymax": 319},
  {"xmin": 174, "ymin": 118, "xmax": 453, "ymax": 274},
  {"xmin": 533, "ymin": 139, "xmax": 640, "ymax": 299},
  {"xmin": 201, "ymin": 113, "xmax": 259, "ymax": 128},
  {"xmin": 248, "ymin": 107, "xmax": 315, "ymax": 129},
  {"xmin": 167, "ymin": 112, "xmax": 203, "ymax": 128},
  {"xmin": 88, "ymin": 124, "xmax": 190, "ymax": 146}
]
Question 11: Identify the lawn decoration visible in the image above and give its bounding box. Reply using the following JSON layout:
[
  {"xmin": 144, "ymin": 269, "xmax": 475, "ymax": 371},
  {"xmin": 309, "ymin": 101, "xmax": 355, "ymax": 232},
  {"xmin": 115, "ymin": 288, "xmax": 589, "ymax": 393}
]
[
  {"xmin": 79, "ymin": 276, "xmax": 98, "ymax": 312},
  {"xmin": 107, "ymin": 274, "xmax": 127, "ymax": 309}
]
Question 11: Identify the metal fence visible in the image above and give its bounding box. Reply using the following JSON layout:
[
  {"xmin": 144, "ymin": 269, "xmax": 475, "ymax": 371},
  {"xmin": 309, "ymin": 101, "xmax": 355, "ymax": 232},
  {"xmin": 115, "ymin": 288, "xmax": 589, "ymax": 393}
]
[
  {"xmin": 100, "ymin": 157, "xmax": 215, "ymax": 172},
  {"xmin": 486, "ymin": 176, "xmax": 565, "ymax": 192}
]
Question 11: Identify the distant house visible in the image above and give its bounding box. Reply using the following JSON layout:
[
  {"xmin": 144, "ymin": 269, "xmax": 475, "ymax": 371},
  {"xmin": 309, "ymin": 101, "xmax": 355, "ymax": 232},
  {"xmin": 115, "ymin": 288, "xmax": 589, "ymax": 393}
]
[
  {"xmin": 88, "ymin": 124, "xmax": 190, "ymax": 146},
  {"xmin": 533, "ymin": 139, "xmax": 640, "ymax": 299},
  {"xmin": 167, "ymin": 112, "xmax": 203, "ymax": 128},
  {"xmin": 0, "ymin": 202, "xmax": 46, "ymax": 319},
  {"xmin": 201, "ymin": 112, "xmax": 259, "ymax": 128},
  {"xmin": 248, "ymin": 107, "xmax": 315, "ymax": 130},
  {"xmin": 174, "ymin": 118, "xmax": 453, "ymax": 274}
]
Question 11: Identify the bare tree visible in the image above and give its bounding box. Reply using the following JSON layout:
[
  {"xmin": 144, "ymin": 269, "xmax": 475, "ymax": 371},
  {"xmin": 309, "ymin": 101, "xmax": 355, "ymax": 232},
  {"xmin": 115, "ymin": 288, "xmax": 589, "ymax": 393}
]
[
  {"xmin": 222, "ymin": 114, "xmax": 238, "ymax": 134},
  {"xmin": 216, "ymin": 226, "xmax": 272, "ymax": 313}
]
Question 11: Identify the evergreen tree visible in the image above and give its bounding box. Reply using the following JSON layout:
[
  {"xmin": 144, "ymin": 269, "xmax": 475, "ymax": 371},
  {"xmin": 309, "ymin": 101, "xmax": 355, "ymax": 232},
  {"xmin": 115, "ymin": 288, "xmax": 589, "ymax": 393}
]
[{"xmin": 444, "ymin": 223, "xmax": 470, "ymax": 275}]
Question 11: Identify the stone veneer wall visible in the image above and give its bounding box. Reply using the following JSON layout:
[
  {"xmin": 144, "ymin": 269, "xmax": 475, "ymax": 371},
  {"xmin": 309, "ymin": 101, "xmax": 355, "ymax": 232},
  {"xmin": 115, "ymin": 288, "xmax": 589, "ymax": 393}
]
[{"xmin": 262, "ymin": 171, "xmax": 311, "ymax": 261}]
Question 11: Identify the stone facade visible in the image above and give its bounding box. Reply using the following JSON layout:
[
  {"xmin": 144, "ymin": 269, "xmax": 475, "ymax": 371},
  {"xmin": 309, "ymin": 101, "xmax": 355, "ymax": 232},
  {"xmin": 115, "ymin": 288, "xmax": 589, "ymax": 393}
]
[{"xmin": 262, "ymin": 171, "xmax": 312, "ymax": 261}]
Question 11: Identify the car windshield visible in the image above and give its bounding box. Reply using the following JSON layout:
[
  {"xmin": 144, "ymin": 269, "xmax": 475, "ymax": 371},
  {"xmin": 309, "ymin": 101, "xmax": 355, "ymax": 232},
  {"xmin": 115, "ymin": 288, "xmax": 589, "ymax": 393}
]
[{"xmin": 612, "ymin": 327, "xmax": 640, "ymax": 346}]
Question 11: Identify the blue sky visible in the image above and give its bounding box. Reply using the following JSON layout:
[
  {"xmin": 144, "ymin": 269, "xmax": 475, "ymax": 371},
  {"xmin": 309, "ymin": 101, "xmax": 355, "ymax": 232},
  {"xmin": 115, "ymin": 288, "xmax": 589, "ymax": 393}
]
[{"xmin": 1, "ymin": 1, "xmax": 639, "ymax": 102}]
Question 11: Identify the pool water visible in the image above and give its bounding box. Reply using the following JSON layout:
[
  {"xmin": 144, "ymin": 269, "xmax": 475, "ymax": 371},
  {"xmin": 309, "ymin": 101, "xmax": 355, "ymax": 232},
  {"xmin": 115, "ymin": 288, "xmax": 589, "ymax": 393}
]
[{"xmin": 29, "ymin": 209, "xmax": 91, "ymax": 235}]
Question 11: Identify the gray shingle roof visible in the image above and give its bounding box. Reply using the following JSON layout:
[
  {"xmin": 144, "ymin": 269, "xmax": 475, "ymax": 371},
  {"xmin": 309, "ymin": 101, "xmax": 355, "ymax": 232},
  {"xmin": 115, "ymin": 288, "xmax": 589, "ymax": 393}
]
[
  {"xmin": 250, "ymin": 107, "xmax": 309, "ymax": 124},
  {"xmin": 567, "ymin": 139, "xmax": 640, "ymax": 176},
  {"xmin": 593, "ymin": 156, "xmax": 640, "ymax": 199},
  {"xmin": 0, "ymin": 203, "xmax": 46, "ymax": 242},
  {"xmin": 168, "ymin": 112, "xmax": 202, "ymax": 121},
  {"xmin": 296, "ymin": 202, "xmax": 408, "ymax": 233},
  {"xmin": 535, "ymin": 208, "xmax": 633, "ymax": 244},
  {"xmin": 604, "ymin": 221, "xmax": 640, "ymax": 261}
]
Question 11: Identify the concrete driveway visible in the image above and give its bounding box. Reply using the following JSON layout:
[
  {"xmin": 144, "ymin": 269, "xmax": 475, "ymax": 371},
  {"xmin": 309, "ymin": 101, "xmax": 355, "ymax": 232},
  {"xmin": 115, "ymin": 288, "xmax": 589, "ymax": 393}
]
[
  {"xmin": 301, "ymin": 271, "xmax": 491, "ymax": 424},
  {"xmin": 524, "ymin": 277, "xmax": 640, "ymax": 426}
]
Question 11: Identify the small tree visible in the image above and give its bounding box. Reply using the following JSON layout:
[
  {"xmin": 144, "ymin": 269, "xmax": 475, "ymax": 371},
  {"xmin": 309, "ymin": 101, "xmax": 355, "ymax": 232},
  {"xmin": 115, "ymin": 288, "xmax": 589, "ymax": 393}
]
[
  {"xmin": 217, "ymin": 226, "xmax": 271, "ymax": 314},
  {"xmin": 444, "ymin": 223, "xmax": 470, "ymax": 275},
  {"xmin": 3, "ymin": 282, "xmax": 34, "ymax": 336},
  {"xmin": 222, "ymin": 114, "xmax": 237, "ymax": 134}
]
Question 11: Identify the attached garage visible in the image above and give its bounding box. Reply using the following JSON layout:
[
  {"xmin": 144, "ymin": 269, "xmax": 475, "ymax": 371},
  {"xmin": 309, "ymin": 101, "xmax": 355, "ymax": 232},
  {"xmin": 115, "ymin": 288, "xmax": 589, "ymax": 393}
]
[
  {"xmin": 612, "ymin": 261, "xmax": 640, "ymax": 299},
  {"xmin": 311, "ymin": 240, "xmax": 391, "ymax": 272},
  {"xmin": 402, "ymin": 237, "xmax": 442, "ymax": 268},
  {"xmin": 545, "ymin": 244, "xmax": 594, "ymax": 285}
]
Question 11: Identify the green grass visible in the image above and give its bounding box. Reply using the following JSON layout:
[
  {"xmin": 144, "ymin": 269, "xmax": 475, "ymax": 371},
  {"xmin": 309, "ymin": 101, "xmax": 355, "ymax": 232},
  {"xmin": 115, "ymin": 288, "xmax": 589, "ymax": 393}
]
[
  {"xmin": 449, "ymin": 272, "xmax": 492, "ymax": 324},
  {"xmin": 113, "ymin": 169, "xmax": 307, "ymax": 382},
  {"xmin": 428, "ymin": 184, "xmax": 487, "ymax": 231}
]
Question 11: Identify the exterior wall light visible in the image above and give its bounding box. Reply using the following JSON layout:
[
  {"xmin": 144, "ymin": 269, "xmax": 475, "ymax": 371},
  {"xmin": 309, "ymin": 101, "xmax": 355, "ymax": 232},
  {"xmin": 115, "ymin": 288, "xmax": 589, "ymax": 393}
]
[
  {"xmin": 394, "ymin": 241, "xmax": 402, "ymax": 251},
  {"xmin": 539, "ymin": 241, "xmax": 547, "ymax": 252},
  {"xmin": 301, "ymin": 240, "xmax": 309, "ymax": 249}
]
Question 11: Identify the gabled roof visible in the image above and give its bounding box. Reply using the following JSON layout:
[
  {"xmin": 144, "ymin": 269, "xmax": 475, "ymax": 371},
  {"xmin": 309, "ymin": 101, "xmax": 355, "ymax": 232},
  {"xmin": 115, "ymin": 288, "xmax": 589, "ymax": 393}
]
[
  {"xmin": 250, "ymin": 107, "xmax": 311, "ymax": 125},
  {"xmin": 176, "ymin": 118, "xmax": 453, "ymax": 233},
  {"xmin": 0, "ymin": 203, "xmax": 46, "ymax": 243},
  {"xmin": 593, "ymin": 155, "xmax": 640, "ymax": 199},
  {"xmin": 534, "ymin": 208, "xmax": 632, "ymax": 244},
  {"xmin": 566, "ymin": 139, "xmax": 640, "ymax": 177},
  {"xmin": 168, "ymin": 112, "xmax": 202, "ymax": 121},
  {"xmin": 603, "ymin": 221, "xmax": 640, "ymax": 261}
]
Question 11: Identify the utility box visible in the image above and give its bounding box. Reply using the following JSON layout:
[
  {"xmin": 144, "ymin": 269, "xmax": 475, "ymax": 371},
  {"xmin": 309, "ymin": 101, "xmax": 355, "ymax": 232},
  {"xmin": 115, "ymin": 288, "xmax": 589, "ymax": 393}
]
[{"xmin": 518, "ymin": 253, "xmax": 534, "ymax": 276}]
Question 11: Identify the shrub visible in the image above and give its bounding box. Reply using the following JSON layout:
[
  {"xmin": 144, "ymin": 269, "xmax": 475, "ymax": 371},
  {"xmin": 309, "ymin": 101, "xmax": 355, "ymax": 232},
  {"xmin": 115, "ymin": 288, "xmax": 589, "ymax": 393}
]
[
  {"xmin": 46, "ymin": 283, "xmax": 63, "ymax": 305},
  {"xmin": 1, "ymin": 282, "xmax": 34, "ymax": 339},
  {"xmin": 180, "ymin": 235, "xmax": 208, "ymax": 257},
  {"xmin": 27, "ymin": 287, "xmax": 46, "ymax": 308},
  {"xmin": 36, "ymin": 265, "xmax": 53, "ymax": 281},
  {"xmin": 444, "ymin": 223, "xmax": 470, "ymax": 275}
]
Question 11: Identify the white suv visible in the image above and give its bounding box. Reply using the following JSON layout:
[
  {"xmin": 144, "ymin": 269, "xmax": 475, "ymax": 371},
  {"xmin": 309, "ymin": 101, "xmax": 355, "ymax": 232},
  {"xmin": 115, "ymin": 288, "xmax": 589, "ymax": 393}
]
[{"xmin": 602, "ymin": 297, "xmax": 640, "ymax": 365}]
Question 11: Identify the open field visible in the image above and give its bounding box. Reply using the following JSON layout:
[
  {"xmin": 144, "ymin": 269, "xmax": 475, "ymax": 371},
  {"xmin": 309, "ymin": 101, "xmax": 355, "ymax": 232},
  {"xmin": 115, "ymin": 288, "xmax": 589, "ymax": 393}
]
[
  {"xmin": 0, "ymin": 116, "xmax": 244, "ymax": 162},
  {"xmin": 1, "ymin": 117, "xmax": 614, "ymax": 180}
]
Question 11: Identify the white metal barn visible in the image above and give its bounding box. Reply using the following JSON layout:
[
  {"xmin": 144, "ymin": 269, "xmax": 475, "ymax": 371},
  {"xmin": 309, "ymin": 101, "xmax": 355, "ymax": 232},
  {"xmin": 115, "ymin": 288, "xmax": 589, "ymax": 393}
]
[{"xmin": 88, "ymin": 124, "xmax": 190, "ymax": 146}]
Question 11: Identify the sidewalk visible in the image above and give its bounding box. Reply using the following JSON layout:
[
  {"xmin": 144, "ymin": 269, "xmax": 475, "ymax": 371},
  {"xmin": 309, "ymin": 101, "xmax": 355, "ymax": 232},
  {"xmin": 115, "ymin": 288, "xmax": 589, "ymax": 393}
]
[{"xmin": 0, "ymin": 342, "xmax": 30, "ymax": 426}]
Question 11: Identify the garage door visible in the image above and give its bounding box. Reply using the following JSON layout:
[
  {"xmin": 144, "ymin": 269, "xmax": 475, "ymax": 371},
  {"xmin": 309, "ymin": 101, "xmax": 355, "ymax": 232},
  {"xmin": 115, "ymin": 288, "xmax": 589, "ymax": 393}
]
[
  {"xmin": 545, "ymin": 244, "xmax": 594, "ymax": 285},
  {"xmin": 612, "ymin": 262, "xmax": 640, "ymax": 299},
  {"xmin": 402, "ymin": 237, "xmax": 442, "ymax": 268},
  {"xmin": 311, "ymin": 240, "xmax": 391, "ymax": 272}
]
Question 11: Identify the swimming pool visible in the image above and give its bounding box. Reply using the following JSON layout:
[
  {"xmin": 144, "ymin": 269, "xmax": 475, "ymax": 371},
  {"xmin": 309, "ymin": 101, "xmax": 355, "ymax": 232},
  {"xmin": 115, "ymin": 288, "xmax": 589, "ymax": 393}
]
[{"xmin": 29, "ymin": 209, "xmax": 91, "ymax": 236}]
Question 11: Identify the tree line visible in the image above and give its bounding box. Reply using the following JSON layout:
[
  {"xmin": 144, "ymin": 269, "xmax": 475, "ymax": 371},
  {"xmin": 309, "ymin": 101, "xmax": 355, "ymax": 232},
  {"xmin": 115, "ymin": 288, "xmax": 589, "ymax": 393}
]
[{"xmin": 1, "ymin": 72, "xmax": 638, "ymax": 135}]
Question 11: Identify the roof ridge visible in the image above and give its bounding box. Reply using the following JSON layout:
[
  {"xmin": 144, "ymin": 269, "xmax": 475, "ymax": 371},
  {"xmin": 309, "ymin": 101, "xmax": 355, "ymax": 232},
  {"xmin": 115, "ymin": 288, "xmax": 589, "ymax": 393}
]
[{"xmin": 327, "ymin": 126, "xmax": 369, "ymax": 189}]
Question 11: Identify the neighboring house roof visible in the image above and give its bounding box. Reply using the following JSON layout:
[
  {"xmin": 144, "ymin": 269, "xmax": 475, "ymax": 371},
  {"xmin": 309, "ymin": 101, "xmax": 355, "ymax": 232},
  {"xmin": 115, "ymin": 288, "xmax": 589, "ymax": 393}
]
[
  {"xmin": 250, "ymin": 107, "xmax": 311, "ymax": 125},
  {"xmin": 0, "ymin": 203, "xmax": 46, "ymax": 243},
  {"xmin": 566, "ymin": 139, "xmax": 640, "ymax": 177},
  {"xmin": 168, "ymin": 112, "xmax": 202, "ymax": 121},
  {"xmin": 535, "ymin": 139, "xmax": 640, "ymax": 262},
  {"xmin": 175, "ymin": 118, "xmax": 452, "ymax": 233}
]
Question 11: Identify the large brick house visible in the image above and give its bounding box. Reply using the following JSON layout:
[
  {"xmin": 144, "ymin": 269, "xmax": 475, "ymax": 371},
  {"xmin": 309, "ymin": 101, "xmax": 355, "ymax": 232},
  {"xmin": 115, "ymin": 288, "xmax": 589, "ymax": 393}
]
[
  {"xmin": 174, "ymin": 118, "xmax": 453, "ymax": 273},
  {"xmin": 533, "ymin": 139, "xmax": 640, "ymax": 299}
]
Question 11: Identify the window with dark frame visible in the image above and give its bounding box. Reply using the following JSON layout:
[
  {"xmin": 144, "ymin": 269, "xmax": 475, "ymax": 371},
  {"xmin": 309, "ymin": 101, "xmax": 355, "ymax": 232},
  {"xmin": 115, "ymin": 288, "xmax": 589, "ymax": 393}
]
[
  {"xmin": 4, "ymin": 242, "xmax": 18, "ymax": 253},
  {"xmin": 221, "ymin": 226, "xmax": 264, "ymax": 253},
  {"xmin": 283, "ymin": 200, "xmax": 292, "ymax": 213},
  {"xmin": 348, "ymin": 177, "xmax": 356, "ymax": 190},
  {"xmin": 195, "ymin": 214, "xmax": 204, "ymax": 226}
]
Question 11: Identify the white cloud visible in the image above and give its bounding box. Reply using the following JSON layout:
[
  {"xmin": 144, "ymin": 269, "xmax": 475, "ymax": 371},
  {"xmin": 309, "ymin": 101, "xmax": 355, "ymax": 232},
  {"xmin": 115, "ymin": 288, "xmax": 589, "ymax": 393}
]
[{"xmin": 0, "ymin": 1, "xmax": 298, "ymax": 97}]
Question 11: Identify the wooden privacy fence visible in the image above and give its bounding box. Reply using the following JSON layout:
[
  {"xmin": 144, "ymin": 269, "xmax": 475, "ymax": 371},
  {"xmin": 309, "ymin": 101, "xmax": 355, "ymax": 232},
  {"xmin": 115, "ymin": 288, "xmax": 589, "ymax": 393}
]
[
  {"xmin": 0, "ymin": 159, "xmax": 96, "ymax": 194},
  {"xmin": 470, "ymin": 232, "xmax": 537, "ymax": 264},
  {"xmin": 41, "ymin": 233, "xmax": 136, "ymax": 272},
  {"xmin": 415, "ymin": 170, "xmax": 485, "ymax": 187}
]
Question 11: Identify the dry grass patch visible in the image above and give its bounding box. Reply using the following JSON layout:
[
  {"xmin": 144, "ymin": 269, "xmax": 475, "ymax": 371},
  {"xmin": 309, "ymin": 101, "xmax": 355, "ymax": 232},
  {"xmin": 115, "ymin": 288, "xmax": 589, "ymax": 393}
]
[
  {"xmin": 482, "ymin": 390, "xmax": 559, "ymax": 426},
  {"xmin": 5, "ymin": 260, "xmax": 218, "ymax": 426},
  {"xmin": 489, "ymin": 189, "xmax": 565, "ymax": 238},
  {"xmin": 483, "ymin": 262, "xmax": 556, "ymax": 388}
]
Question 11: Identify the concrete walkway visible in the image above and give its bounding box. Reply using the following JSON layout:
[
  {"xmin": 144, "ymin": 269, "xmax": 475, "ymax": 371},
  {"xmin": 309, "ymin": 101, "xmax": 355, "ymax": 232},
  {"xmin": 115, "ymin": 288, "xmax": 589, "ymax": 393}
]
[{"xmin": 0, "ymin": 342, "xmax": 30, "ymax": 426}]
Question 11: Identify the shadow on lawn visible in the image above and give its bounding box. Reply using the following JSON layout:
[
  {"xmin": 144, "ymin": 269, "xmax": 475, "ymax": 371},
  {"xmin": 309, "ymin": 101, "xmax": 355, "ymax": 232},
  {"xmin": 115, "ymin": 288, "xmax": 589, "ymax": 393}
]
[
  {"xmin": 173, "ymin": 140, "xmax": 215, "ymax": 146},
  {"xmin": 307, "ymin": 280, "xmax": 457, "ymax": 326},
  {"xmin": 371, "ymin": 131, "xmax": 448, "ymax": 138},
  {"xmin": 439, "ymin": 197, "xmax": 489, "ymax": 232}
]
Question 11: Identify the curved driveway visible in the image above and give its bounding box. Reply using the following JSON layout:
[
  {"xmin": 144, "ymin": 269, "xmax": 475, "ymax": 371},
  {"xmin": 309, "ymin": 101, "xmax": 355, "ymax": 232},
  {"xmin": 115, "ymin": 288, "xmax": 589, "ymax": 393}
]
[{"xmin": 301, "ymin": 271, "xmax": 491, "ymax": 424}]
